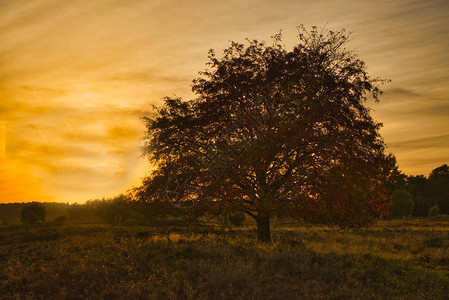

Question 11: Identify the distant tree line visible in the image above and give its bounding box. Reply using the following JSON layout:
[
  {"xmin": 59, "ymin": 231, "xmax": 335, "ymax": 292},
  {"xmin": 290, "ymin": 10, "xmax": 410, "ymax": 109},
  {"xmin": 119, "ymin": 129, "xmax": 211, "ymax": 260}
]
[
  {"xmin": 386, "ymin": 158, "xmax": 449, "ymax": 218},
  {"xmin": 67, "ymin": 194, "xmax": 198, "ymax": 226},
  {"xmin": 0, "ymin": 202, "xmax": 70, "ymax": 225},
  {"xmin": 0, "ymin": 195, "xmax": 228, "ymax": 227}
]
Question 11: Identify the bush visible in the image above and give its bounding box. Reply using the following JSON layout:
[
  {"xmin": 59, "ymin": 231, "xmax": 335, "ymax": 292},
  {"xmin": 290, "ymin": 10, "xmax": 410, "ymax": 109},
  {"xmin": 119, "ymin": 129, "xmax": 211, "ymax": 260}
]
[
  {"xmin": 229, "ymin": 213, "xmax": 246, "ymax": 227},
  {"xmin": 391, "ymin": 188, "xmax": 414, "ymax": 219},
  {"xmin": 428, "ymin": 205, "xmax": 441, "ymax": 217},
  {"xmin": 21, "ymin": 202, "xmax": 46, "ymax": 224}
]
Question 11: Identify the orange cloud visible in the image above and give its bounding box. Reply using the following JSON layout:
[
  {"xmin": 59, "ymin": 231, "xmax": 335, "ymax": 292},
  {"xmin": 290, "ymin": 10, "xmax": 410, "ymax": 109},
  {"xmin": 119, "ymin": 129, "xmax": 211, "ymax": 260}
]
[{"xmin": 0, "ymin": 158, "xmax": 52, "ymax": 203}]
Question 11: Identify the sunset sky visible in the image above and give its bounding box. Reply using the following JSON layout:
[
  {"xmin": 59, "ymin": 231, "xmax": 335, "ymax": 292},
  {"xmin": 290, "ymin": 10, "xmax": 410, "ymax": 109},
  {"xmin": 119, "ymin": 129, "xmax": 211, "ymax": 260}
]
[{"xmin": 1, "ymin": 0, "xmax": 448, "ymax": 203}]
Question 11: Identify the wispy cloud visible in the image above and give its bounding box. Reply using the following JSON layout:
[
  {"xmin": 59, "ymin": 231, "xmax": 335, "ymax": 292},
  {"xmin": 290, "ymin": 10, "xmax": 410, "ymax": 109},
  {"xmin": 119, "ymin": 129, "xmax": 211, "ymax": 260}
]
[
  {"xmin": 388, "ymin": 134, "xmax": 449, "ymax": 149},
  {"xmin": 1, "ymin": 0, "xmax": 448, "ymax": 202}
]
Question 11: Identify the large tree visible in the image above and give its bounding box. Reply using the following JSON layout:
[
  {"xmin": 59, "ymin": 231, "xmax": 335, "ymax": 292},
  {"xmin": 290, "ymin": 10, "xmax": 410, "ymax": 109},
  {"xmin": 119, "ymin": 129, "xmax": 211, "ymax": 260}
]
[{"xmin": 139, "ymin": 26, "xmax": 391, "ymax": 242}]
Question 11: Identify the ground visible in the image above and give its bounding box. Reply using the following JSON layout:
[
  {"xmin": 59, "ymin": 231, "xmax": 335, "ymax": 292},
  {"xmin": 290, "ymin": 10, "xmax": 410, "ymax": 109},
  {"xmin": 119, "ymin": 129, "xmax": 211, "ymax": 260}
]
[{"xmin": 1, "ymin": 217, "xmax": 448, "ymax": 299}]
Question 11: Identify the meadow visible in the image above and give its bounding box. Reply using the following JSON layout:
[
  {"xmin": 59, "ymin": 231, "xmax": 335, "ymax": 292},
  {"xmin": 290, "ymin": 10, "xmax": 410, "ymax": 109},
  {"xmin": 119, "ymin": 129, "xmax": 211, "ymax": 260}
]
[{"xmin": 1, "ymin": 217, "xmax": 448, "ymax": 299}]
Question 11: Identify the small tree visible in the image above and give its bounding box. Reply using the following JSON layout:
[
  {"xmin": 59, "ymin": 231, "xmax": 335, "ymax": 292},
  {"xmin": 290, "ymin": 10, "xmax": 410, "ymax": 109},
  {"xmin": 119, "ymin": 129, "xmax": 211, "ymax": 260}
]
[
  {"xmin": 140, "ymin": 26, "xmax": 390, "ymax": 242},
  {"xmin": 21, "ymin": 202, "xmax": 46, "ymax": 224},
  {"xmin": 428, "ymin": 205, "xmax": 441, "ymax": 217},
  {"xmin": 391, "ymin": 188, "xmax": 414, "ymax": 218}
]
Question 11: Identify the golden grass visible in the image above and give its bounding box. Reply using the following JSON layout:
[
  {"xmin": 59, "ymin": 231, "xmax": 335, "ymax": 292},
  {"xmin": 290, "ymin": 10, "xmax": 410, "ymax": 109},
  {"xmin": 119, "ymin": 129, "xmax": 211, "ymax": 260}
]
[{"xmin": 0, "ymin": 217, "xmax": 448, "ymax": 299}]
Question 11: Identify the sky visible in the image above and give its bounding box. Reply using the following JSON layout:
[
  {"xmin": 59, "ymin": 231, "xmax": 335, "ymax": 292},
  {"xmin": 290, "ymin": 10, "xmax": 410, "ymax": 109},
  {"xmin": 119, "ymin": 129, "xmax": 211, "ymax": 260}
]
[{"xmin": 1, "ymin": 0, "xmax": 448, "ymax": 203}]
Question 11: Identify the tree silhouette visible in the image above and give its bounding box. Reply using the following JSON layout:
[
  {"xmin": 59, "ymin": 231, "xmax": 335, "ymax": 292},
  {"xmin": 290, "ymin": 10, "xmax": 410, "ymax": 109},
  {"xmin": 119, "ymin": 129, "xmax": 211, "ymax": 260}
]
[
  {"xmin": 140, "ymin": 26, "xmax": 391, "ymax": 242},
  {"xmin": 428, "ymin": 164, "xmax": 449, "ymax": 214},
  {"xmin": 21, "ymin": 202, "xmax": 46, "ymax": 224}
]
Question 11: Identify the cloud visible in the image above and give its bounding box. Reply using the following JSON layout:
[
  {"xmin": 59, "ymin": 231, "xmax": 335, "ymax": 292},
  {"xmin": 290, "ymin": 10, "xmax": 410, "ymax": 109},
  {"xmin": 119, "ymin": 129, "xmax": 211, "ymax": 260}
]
[
  {"xmin": 1, "ymin": 0, "xmax": 448, "ymax": 201},
  {"xmin": 108, "ymin": 125, "xmax": 141, "ymax": 141},
  {"xmin": 388, "ymin": 134, "xmax": 449, "ymax": 149},
  {"xmin": 108, "ymin": 69, "xmax": 191, "ymax": 85},
  {"xmin": 384, "ymin": 87, "xmax": 421, "ymax": 98}
]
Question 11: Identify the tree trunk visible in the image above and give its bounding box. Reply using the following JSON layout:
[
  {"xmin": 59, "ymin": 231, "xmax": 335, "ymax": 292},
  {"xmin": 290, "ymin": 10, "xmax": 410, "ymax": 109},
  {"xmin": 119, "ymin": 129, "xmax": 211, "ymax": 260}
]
[{"xmin": 256, "ymin": 215, "xmax": 271, "ymax": 243}]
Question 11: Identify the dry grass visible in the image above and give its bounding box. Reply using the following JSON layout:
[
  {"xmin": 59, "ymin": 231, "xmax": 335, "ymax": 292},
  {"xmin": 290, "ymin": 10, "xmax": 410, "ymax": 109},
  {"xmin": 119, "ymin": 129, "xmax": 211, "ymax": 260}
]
[{"xmin": 0, "ymin": 218, "xmax": 448, "ymax": 299}]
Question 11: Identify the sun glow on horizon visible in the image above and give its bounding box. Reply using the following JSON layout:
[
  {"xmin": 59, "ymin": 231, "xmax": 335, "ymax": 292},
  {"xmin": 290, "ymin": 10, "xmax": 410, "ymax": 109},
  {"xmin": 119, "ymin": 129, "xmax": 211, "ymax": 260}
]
[
  {"xmin": 0, "ymin": 158, "xmax": 52, "ymax": 203},
  {"xmin": 0, "ymin": 120, "xmax": 5, "ymax": 160}
]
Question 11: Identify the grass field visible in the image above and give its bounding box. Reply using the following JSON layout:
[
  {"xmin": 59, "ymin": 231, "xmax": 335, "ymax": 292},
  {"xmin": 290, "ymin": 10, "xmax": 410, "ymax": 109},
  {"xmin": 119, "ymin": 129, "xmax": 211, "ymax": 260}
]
[{"xmin": 1, "ymin": 217, "xmax": 448, "ymax": 299}]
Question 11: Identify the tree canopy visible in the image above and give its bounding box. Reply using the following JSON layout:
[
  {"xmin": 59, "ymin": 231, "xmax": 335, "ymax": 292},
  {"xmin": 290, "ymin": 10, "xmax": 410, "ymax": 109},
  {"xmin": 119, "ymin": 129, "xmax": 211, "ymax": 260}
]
[{"xmin": 137, "ymin": 26, "xmax": 391, "ymax": 242}]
